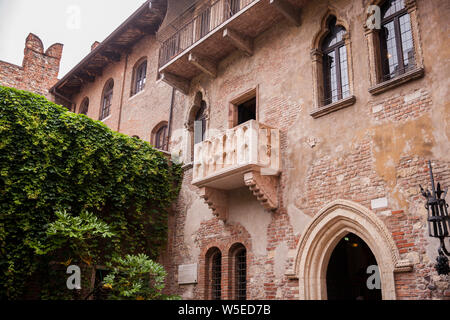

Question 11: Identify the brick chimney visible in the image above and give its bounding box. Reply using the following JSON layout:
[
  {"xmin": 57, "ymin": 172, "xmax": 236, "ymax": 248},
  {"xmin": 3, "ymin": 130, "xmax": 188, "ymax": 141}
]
[{"xmin": 91, "ymin": 41, "xmax": 101, "ymax": 51}]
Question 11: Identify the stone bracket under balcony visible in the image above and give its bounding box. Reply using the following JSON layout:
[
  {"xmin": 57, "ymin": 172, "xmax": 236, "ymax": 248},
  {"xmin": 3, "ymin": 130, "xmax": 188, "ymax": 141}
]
[{"xmin": 192, "ymin": 120, "xmax": 280, "ymax": 221}]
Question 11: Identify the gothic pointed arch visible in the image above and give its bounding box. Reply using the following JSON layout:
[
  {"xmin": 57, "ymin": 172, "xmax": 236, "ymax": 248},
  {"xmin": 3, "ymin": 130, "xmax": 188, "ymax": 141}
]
[
  {"xmin": 310, "ymin": 9, "xmax": 356, "ymax": 117},
  {"xmin": 292, "ymin": 199, "xmax": 413, "ymax": 300},
  {"xmin": 184, "ymin": 88, "xmax": 210, "ymax": 162},
  {"xmin": 311, "ymin": 8, "xmax": 350, "ymax": 51}
]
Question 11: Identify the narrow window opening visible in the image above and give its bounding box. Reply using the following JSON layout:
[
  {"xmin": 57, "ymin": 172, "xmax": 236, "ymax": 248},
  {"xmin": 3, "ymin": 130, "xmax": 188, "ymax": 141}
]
[
  {"xmin": 79, "ymin": 98, "xmax": 89, "ymax": 115},
  {"xmin": 321, "ymin": 17, "xmax": 349, "ymax": 106},
  {"xmin": 100, "ymin": 79, "xmax": 114, "ymax": 120},
  {"xmin": 194, "ymin": 101, "xmax": 207, "ymax": 145},
  {"xmin": 211, "ymin": 252, "xmax": 222, "ymax": 300},
  {"xmin": 155, "ymin": 125, "xmax": 169, "ymax": 151},
  {"xmin": 237, "ymin": 97, "xmax": 256, "ymax": 125},
  {"xmin": 379, "ymin": 0, "xmax": 415, "ymax": 81},
  {"xmin": 235, "ymin": 248, "xmax": 247, "ymax": 300},
  {"xmin": 133, "ymin": 60, "xmax": 147, "ymax": 95}
]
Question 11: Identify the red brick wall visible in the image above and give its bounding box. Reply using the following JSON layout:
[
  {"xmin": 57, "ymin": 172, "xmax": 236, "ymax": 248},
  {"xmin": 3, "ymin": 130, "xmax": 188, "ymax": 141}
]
[{"xmin": 0, "ymin": 33, "xmax": 63, "ymax": 100}]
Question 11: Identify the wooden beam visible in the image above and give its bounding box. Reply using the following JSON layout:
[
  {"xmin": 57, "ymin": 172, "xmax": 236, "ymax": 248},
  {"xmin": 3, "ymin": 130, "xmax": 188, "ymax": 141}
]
[
  {"xmin": 161, "ymin": 72, "xmax": 190, "ymax": 95},
  {"xmin": 85, "ymin": 67, "xmax": 103, "ymax": 77},
  {"xmin": 188, "ymin": 53, "xmax": 217, "ymax": 78},
  {"xmin": 99, "ymin": 52, "xmax": 121, "ymax": 63},
  {"xmin": 75, "ymin": 73, "xmax": 95, "ymax": 83},
  {"xmin": 107, "ymin": 44, "xmax": 132, "ymax": 55},
  {"xmin": 269, "ymin": 0, "xmax": 301, "ymax": 27},
  {"xmin": 72, "ymin": 74, "xmax": 85, "ymax": 85},
  {"xmin": 223, "ymin": 28, "xmax": 253, "ymax": 57}
]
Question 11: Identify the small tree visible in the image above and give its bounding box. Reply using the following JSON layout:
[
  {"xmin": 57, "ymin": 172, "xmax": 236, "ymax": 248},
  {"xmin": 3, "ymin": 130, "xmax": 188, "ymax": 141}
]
[{"xmin": 103, "ymin": 254, "xmax": 180, "ymax": 300}]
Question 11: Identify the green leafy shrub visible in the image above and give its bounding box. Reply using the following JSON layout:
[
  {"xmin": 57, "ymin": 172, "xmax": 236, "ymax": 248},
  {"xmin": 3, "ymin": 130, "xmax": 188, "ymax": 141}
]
[
  {"xmin": 0, "ymin": 86, "xmax": 182, "ymax": 299},
  {"xmin": 103, "ymin": 254, "xmax": 180, "ymax": 300}
]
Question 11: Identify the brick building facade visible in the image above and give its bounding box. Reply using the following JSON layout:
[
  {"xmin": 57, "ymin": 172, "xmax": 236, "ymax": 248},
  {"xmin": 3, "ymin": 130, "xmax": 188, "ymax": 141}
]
[{"xmin": 2, "ymin": 0, "xmax": 449, "ymax": 300}]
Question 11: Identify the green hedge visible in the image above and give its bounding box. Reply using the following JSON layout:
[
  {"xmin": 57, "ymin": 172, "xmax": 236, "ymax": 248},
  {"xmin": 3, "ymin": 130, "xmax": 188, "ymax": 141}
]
[{"xmin": 0, "ymin": 86, "xmax": 182, "ymax": 299}]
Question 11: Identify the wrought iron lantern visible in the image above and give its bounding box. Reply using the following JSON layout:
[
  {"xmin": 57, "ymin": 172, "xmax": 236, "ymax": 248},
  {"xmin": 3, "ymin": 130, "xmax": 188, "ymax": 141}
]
[{"xmin": 420, "ymin": 161, "xmax": 450, "ymax": 275}]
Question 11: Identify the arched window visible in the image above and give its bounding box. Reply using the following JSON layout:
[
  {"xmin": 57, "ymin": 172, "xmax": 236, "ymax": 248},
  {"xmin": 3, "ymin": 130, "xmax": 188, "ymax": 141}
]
[
  {"xmin": 379, "ymin": 0, "xmax": 415, "ymax": 81},
  {"xmin": 322, "ymin": 17, "xmax": 349, "ymax": 105},
  {"xmin": 100, "ymin": 79, "xmax": 114, "ymax": 120},
  {"xmin": 133, "ymin": 59, "xmax": 147, "ymax": 95},
  {"xmin": 153, "ymin": 123, "xmax": 169, "ymax": 151},
  {"xmin": 194, "ymin": 101, "xmax": 207, "ymax": 145},
  {"xmin": 205, "ymin": 247, "xmax": 222, "ymax": 300},
  {"xmin": 187, "ymin": 91, "xmax": 209, "ymax": 162},
  {"xmin": 235, "ymin": 247, "xmax": 247, "ymax": 300},
  {"xmin": 229, "ymin": 243, "xmax": 247, "ymax": 300},
  {"xmin": 79, "ymin": 97, "xmax": 89, "ymax": 115}
]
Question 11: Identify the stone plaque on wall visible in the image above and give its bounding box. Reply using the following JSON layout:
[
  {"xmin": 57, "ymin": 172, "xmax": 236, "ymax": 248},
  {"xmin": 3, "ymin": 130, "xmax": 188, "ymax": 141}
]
[{"xmin": 178, "ymin": 264, "xmax": 198, "ymax": 285}]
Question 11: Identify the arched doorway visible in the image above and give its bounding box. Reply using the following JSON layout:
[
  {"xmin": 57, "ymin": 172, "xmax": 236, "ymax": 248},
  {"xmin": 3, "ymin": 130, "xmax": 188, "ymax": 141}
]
[
  {"xmin": 326, "ymin": 233, "xmax": 382, "ymax": 300},
  {"xmin": 292, "ymin": 199, "xmax": 413, "ymax": 300}
]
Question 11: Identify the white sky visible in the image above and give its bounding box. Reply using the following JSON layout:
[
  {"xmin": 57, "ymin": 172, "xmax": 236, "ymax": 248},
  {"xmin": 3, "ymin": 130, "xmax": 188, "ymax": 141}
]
[{"xmin": 0, "ymin": 0, "xmax": 147, "ymax": 77}]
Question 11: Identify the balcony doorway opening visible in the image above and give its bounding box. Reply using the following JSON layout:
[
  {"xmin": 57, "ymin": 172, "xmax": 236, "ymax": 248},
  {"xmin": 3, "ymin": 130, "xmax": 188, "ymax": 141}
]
[
  {"xmin": 229, "ymin": 87, "xmax": 258, "ymax": 128},
  {"xmin": 237, "ymin": 97, "xmax": 256, "ymax": 125},
  {"xmin": 326, "ymin": 233, "xmax": 382, "ymax": 301}
]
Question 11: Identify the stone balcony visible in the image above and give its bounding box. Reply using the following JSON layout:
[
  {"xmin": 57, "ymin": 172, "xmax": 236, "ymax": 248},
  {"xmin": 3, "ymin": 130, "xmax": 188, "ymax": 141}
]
[{"xmin": 192, "ymin": 120, "xmax": 281, "ymax": 221}]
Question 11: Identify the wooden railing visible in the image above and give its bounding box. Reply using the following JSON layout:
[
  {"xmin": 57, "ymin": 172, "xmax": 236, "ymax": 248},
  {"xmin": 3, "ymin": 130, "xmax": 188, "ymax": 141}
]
[{"xmin": 159, "ymin": 0, "xmax": 255, "ymax": 68}]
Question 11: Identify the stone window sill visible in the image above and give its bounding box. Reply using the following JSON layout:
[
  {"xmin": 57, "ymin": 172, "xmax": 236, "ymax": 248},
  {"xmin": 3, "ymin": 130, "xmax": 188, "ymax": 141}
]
[
  {"xmin": 310, "ymin": 95, "xmax": 356, "ymax": 119},
  {"xmin": 368, "ymin": 67, "xmax": 424, "ymax": 95},
  {"xmin": 182, "ymin": 162, "xmax": 193, "ymax": 171},
  {"xmin": 129, "ymin": 88, "xmax": 146, "ymax": 101},
  {"xmin": 100, "ymin": 115, "xmax": 112, "ymax": 123}
]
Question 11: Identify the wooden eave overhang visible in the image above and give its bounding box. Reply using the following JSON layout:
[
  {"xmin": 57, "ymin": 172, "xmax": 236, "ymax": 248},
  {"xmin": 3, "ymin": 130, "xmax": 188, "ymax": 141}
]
[{"xmin": 51, "ymin": 0, "xmax": 167, "ymax": 98}]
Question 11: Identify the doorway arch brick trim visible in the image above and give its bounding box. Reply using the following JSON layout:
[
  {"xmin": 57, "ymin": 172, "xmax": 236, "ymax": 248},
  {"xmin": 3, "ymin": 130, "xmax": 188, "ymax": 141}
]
[{"xmin": 290, "ymin": 199, "xmax": 413, "ymax": 300}]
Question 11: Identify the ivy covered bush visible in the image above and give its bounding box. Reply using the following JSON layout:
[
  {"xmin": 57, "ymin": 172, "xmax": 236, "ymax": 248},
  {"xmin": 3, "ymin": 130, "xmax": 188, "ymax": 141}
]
[{"xmin": 0, "ymin": 86, "xmax": 182, "ymax": 299}]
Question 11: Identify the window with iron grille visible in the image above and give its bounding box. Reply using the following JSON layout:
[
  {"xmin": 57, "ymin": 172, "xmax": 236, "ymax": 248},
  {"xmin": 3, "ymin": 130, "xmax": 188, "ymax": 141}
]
[
  {"xmin": 211, "ymin": 251, "xmax": 222, "ymax": 300},
  {"xmin": 134, "ymin": 60, "xmax": 147, "ymax": 95},
  {"xmin": 100, "ymin": 79, "xmax": 114, "ymax": 120},
  {"xmin": 322, "ymin": 17, "xmax": 349, "ymax": 106},
  {"xmin": 235, "ymin": 248, "xmax": 246, "ymax": 300},
  {"xmin": 379, "ymin": 0, "xmax": 415, "ymax": 81},
  {"xmin": 79, "ymin": 98, "xmax": 89, "ymax": 115}
]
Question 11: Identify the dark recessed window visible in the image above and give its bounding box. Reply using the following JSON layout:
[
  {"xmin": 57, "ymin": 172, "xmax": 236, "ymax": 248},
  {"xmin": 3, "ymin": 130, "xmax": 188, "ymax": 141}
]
[
  {"xmin": 100, "ymin": 79, "xmax": 114, "ymax": 120},
  {"xmin": 134, "ymin": 60, "xmax": 147, "ymax": 95},
  {"xmin": 322, "ymin": 17, "xmax": 349, "ymax": 106},
  {"xmin": 380, "ymin": 0, "xmax": 415, "ymax": 81},
  {"xmin": 155, "ymin": 124, "xmax": 168, "ymax": 151},
  {"xmin": 79, "ymin": 98, "xmax": 89, "ymax": 115},
  {"xmin": 194, "ymin": 101, "xmax": 207, "ymax": 145},
  {"xmin": 237, "ymin": 97, "xmax": 256, "ymax": 125}
]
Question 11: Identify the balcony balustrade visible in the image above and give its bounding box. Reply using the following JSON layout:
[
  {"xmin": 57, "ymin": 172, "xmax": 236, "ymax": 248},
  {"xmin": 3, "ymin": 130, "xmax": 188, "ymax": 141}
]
[{"xmin": 192, "ymin": 120, "xmax": 281, "ymax": 221}]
